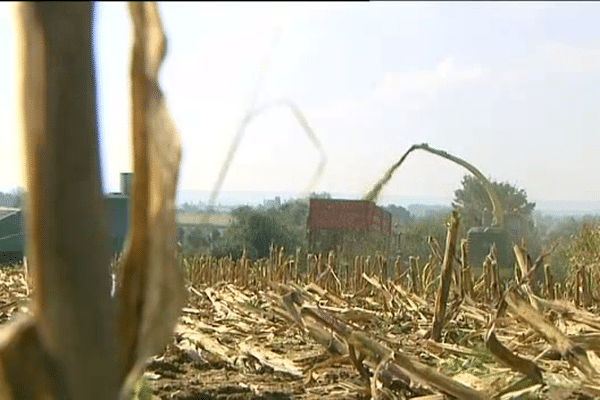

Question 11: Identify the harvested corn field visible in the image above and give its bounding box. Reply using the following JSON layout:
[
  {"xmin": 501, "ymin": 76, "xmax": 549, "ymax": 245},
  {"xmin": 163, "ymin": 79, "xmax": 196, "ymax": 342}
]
[
  {"xmin": 7, "ymin": 2, "xmax": 600, "ymax": 399},
  {"xmin": 5, "ymin": 229, "xmax": 600, "ymax": 400}
]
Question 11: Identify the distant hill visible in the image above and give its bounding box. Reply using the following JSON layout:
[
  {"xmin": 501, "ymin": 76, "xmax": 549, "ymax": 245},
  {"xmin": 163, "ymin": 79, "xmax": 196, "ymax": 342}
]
[
  {"xmin": 176, "ymin": 190, "xmax": 454, "ymax": 208},
  {"xmin": 407, "ymin": 204, "xmax": 453, "ymax": 218},
  {"xmin": 174, "ymin": 189, "xmax": 600, "ymax": 218},
  {"xmin": 535, "ymin": 200, "xmax": 600, "ymax": 217}
]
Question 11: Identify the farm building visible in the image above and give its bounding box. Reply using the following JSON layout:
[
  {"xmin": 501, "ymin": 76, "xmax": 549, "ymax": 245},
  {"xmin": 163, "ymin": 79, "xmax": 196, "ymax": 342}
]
[
  {"xmin": 307, "ymin": 198, "xmax": 393, "ymax": 256},
  {"xmin": 0, "ymin": 173, "xmax": 133, "ymax": 265},
  {"xmin": 0, "ymin": 208, "xmax": 24, "ymax": 265},
  {"xmin": 105, "ymin": 193, "xmax": 129, "ymax": 256},
  {"xmin": 177, "ymin": 211, "xmax": 235, "ymax": 251},
  {"xmin": 262, "ymin": 197, "xmax": 281, "ymax": 210},
  {"xmin": 0, "ymin": 172, "xmax": 240, "ymax": 264}
]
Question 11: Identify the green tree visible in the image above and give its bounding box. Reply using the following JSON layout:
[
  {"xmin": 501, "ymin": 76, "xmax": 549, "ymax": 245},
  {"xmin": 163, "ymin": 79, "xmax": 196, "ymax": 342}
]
[
  {"xmin": 185, "ymin": 227, "xmax": 217, "ymax": 254},
  {"xmin": 452, "ymin": 174, "xmax": 540, "ymax": 260},
  {"xmin": 539, "ymin": 215, "xmax": 600, "ymax": 282},
  {"xmin": 275, "ymin": 199, "xmax": 309, "ymax": 249},
  {"xmin": 180, "ymin": 201, "xmax": 205, "ymax": 212},
  {"xmin": 11, "ymin": 188, "xmax": 25, "ymax": 208},
  {"xmin": 309, "ymin": 191, "xmax": 332, "ymax": 199},
  {"xmin": 385, "ymin": 204, "xmax": 413, "ymax": 227},
  {"xmin": 559, "ymin": 222, "xmax": 600, "ymax": 284},
  {"xmin": 212, "ymin": 206, "xmax": 298, "ymax": 259},
  {"xmin": 0, "ymin": 188, "xmax": 24, "ymax": 208},
  {"xmin": 452, "ymin": 174, "xmax": 536, "ymax": 232},
  {"xmin": 400, "ymin": 211, "xmax": 448, "ymax": 262}
]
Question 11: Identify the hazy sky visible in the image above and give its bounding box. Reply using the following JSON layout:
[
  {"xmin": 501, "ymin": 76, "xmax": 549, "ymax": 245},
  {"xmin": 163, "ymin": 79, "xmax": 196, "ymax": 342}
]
[{"xmin": 1, "ymin": 2, "xmax": 600, "ymax": 206}]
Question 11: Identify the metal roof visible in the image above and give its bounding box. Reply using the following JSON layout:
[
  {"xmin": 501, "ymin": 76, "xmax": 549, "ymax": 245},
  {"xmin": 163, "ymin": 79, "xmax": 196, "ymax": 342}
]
[
  {"xmin": 0, "ymin": 209, "xmax": 24, "ymax": 254},
  {"xmin": 106, "ymin": 193, "xmax": 128, "ymax": 199},
  {"xmin": 176, "ymin": 212, "xmax": 235, "ymax": 228},
  {"xmin": 0, "ymin": 207, "xmax": 235, "ymax": 228},
  {"xmin": 0, "ymin": 208, "xmax": 20, "ymax": 219}
]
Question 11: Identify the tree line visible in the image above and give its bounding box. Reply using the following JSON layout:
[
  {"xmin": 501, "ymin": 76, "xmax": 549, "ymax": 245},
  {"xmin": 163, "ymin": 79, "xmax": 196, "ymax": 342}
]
[
  {"xmin": 171, "ymin": 175, "xmax": 600, "ymax": 281},
  {"xmin": 3, "ymin": 176, "xmax": 590, "ymax": 281},
  {"xmin": 0, "ymin": 188, "xmax": 24, "ymax": 208},
  {"xmin": 180, "ymin": 176, "xmax": 533, "ymax": 255}
]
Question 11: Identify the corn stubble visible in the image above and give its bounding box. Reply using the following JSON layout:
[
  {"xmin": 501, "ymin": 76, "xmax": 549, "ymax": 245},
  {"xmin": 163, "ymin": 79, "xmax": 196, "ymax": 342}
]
[
  {"xmin": 0, "ymin": 2, "xmax": 598, "ymax": 399},
  {"xmin": 163, "ymin": 215, "xmax": 600, "ymax": 399}
]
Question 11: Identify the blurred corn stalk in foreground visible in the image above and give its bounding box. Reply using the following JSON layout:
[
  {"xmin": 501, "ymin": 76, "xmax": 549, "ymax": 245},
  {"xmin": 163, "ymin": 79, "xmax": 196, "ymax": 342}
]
[{"xmin": 0, "ymin": 2, "xmax": 184, "ymax": 399}]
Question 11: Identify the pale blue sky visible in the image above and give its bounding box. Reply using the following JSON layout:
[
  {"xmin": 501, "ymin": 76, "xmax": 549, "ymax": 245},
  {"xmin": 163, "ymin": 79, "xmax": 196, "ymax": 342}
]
[{"xmin": 1, "ymin": 2, "xmax": 600, "ymax": 207}]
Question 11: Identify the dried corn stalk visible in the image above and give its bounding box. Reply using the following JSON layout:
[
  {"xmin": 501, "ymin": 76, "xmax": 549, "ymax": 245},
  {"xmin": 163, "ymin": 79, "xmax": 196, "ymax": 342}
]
[
  {"xmin": 0, "ymin": 3, "xmax": 184, "ymax": 400},
  {"xmin": 117, "ymin": 2, "xmax": 185, "ymax": 397},
  {"xmin": 431, "ymin": 210, "xmax": 460, "ymax": 342}
]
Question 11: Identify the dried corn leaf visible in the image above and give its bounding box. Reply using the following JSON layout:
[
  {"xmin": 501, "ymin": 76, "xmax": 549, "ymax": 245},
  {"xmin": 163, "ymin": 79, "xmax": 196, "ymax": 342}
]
[
  {"xmin": 296, "ymin": 298, "xmax": 489, "ymax": 399},
  {"xmin": 1, "ymin": 3, "xmax": 117, "ymax": 399},
  {"xmin": 485, "ymin": 325, "xmax": 543, "ymax": 384},
  {"xmin": 348, "ymin": 331, "xmax": 489, "ymax": 400},
  {"xmin": 175, "ymin": 326, "xmax": 235, "ymax": 364},
  {"xmin": 432, "ymin": 210, "xmax": 460, "ymax": 342},
  {"xmin": 116, "ymin": 2, "xmax": 184, "ymax": 397},
  {"xmin": 239, "ymin": 342, "xmax": 304, "ymax": 378},
  {"xmin": 504, "ymin": 288, "xmax": 599, "ymax": 381}
]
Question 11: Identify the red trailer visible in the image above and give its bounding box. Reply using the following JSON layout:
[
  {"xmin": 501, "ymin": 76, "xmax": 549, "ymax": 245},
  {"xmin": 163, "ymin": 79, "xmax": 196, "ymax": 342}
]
[{"xmin": 307, "ymin": 198, "xmax": 392, "ymax": 255}]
